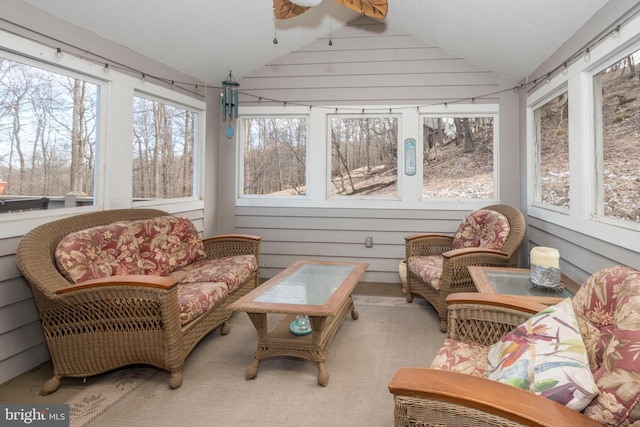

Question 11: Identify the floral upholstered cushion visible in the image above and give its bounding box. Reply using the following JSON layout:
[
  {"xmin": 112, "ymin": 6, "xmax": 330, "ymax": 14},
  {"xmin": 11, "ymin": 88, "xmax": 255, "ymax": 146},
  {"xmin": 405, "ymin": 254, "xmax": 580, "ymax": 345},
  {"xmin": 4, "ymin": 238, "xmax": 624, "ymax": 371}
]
[
  {"xmin": 431, "ymin": 338, "xmax": 489, "ymax": 378},
  {"xmin": 55, "ymin": 222, "xmax": 144, "ymax": 283},
  {"xmin": 130, "ymin": 216, "xmax": 206, "ymax": 276},
  {"xmin": 407, "ymin": 255, "xmax": 443, "ymax": 290},
  {"xmin": 451, "ymin": 209, "xmax": 510, "ymax": 250},
  {"xmin": 573, "ymin": 266, "xmax": 640, "ymax": 426},
  {"xmin": 177, "ymin": 281, "xmax": 229, "ymax": 325},
  {"xmin": 169, "ymin": 254, "xmax": 258, "ymax": 293},
  {"xmin": 486, "ymin": 298, "xmax": 599, "ymax": 412}
]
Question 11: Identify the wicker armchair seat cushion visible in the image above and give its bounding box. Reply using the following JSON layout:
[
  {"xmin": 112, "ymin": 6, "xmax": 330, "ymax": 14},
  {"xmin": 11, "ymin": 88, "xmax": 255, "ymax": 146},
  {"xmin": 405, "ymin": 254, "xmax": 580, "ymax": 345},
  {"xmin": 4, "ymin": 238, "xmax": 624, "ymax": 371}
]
[
  {"xmin": 573, "ymin": 266, "xmax": 640, "ymax": 425},
  {"xmin": 451, "ymin": 209, "xmax": 510, "ymax": 250},
  {"xmin": 431, "ymin": 338, "xmax": 489, "ymax": 378},
  {"xmin": 407, "ymin": 255, "xmax": 443, "ymax": 290},
  {"xmin": 169, "ymin": 254, "xmax": 258, "ymax": 293},
  {"xmin": 177, "ymin": 281, "xmax": 229, "ymax": 325}
]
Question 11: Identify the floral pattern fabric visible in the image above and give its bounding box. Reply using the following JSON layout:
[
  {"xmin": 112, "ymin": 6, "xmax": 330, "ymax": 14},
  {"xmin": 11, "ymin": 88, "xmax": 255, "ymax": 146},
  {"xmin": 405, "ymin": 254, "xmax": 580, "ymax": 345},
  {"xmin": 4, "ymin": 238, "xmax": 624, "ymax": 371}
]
[
  {"xmin": 431, "ymin": 338, "xmax": 489, "ymax": 378},
  {"xmin": 55, "ymin": 222, "xmax": 144, "ymax": 283},
  {"xmin": 407, "ymin": 255, "xmax": 443, "ymax": 290},
  {"xmin": 486, "ymin": 298, "xmax": 599, "ymax": 412},
  {"xmin": 55, "ymin": 216, "xmax": 257, "ymax": 327},
  {"xmin": 451, "ymin": 209, "xmax": 510, "ymax": 250},
  {"xmin": 169, "ymin": 254, "xmax": 258, "ymax": 293},
  {"xmin": 177, "ymin": 281, "xmax": 229, "ymax": 325},
  {"xmin": 572, "ymin": 266, "xmax": 640, "ymax": 426},
  {"xmin": 130, "ymin": 216, "xmax": 206, "ymax": 276}
]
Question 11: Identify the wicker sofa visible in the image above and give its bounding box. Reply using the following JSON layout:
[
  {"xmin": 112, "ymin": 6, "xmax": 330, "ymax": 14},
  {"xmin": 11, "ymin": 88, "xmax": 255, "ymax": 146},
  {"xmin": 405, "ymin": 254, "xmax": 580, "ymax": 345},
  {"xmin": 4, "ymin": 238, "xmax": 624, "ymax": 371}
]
[{"xmin": 15, "ymin": 208, "xmax": 261, "ymax": 395}]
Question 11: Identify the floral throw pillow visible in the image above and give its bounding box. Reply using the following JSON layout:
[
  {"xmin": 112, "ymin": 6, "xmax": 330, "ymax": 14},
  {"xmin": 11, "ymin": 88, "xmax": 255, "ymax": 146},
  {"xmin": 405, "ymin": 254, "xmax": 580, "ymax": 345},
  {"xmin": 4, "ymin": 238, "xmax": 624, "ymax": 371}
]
[
  {"xmin": 451, "ymin": 209, "xmax": 510, "ymax": 250},
  {"xmin": 486, "ymin": 298, "xmax": 599, "ymax": 411},
  {"xmin": 55, "ymin": 222, "xmax": 143, "ymax": 283},
  {"xmin": 131, "ymin": 216, "xmax": 206, "ymax": 276}
]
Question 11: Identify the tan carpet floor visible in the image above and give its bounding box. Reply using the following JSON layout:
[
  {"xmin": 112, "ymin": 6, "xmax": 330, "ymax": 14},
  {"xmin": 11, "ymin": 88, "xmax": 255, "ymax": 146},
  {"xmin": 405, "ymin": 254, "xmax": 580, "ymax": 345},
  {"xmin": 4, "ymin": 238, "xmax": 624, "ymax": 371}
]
[{"xmin": 67, "ymin": 295, "xmax": 444, "ymax": 427}]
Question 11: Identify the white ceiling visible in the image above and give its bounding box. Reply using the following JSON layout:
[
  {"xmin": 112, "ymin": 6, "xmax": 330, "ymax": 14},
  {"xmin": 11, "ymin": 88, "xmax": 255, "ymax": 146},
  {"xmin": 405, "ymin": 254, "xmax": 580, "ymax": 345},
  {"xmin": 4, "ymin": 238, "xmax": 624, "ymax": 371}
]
[{"xmin": 19, "ymin": 0, "xmax": 610, "ymax": 84}]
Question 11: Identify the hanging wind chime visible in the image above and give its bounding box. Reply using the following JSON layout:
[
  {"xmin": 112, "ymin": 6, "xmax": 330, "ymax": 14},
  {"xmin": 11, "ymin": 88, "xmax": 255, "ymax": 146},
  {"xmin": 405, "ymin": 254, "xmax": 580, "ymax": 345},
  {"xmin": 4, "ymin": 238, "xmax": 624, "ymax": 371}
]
[{"xmin": 221, "ymin": 69, "xmax": 239, "ymax": 138}]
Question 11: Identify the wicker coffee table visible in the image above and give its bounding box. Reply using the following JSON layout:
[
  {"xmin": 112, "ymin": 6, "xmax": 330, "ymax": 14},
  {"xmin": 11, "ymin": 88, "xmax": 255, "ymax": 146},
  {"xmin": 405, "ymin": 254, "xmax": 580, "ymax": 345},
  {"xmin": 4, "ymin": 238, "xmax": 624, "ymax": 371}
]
[{"xmin": 229, "ymin": 260, "xmax": 368, "ymax": 386}]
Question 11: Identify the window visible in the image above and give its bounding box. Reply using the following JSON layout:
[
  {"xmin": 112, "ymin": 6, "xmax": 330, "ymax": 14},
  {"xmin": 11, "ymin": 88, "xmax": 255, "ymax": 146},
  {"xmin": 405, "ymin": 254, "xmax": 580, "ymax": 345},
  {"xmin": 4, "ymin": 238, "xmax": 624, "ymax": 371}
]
[
  {"xmin": 0, "ymin": 55, "xmax": 99, "ymax": 209},
  {"xmin": 132, "ymin": 95, "xmax": 199, "ymax": 200},
  {"xmin": 240, "ymin": 116, "xmax": 307, "ymax": 196},
  {"xmin": 594, "ymin": 50, "xmax": 640, "ymax": 223},
  {"xmin": 533, "ymin": 92, "xmax": 570, "ymax": 209},
  {"xmin": 330, "ymin": 115, "xmax": 398, "ymax": 197},
  {"xmin": 422, "ymin": 115, "xmax": 495, "ymax": 199}
]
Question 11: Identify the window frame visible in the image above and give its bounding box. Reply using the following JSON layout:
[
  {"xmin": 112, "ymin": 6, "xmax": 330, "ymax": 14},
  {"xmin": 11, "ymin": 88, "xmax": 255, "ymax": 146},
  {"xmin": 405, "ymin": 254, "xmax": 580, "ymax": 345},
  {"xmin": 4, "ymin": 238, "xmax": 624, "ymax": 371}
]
[
  {"xmin": 0, "ymin": 29, "xmax": 206, "ymax": 234},
  {"xmin": 418, "ymin": 110, "xmax": 500, "ymax": 203},
  {"xmin": 236, "ymin": 112, "xmax": 310, "ymax": 200},
  {"xmin": 131, "ymin": 91, "xmax": 204, "ymax": 206},
  {"xmin": 236, "ymin": 104, "xmax": 500, "ymax": 210},
  {"xmin": 528, "ymin": 85, "xmax": 570, "ymax": 214},
  {"xmin": 327, "ymin": 112, "xmax": 401, "ymax": 201},
  {"xmin": 526, "ymin": 17, "xmax": 640, "ymax": 253}
]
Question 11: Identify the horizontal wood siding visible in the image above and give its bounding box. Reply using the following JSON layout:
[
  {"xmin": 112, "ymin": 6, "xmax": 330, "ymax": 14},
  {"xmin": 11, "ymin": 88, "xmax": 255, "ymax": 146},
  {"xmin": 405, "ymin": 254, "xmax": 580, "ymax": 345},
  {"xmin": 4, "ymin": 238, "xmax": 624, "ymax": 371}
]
[
  {"xmin": 239, "ymin": 17, "xmax": 500, "ymax": 106},
  {"xmin": 527, "ymin": 217, "xmax": 640, "ymax": 286},
  {"xmin": 235, "ymin": 206, "xmax": 469, "ymax": 284},
  {"xmin": 229, "ymin": 17, "xmax": 513, "ymax": 285}
]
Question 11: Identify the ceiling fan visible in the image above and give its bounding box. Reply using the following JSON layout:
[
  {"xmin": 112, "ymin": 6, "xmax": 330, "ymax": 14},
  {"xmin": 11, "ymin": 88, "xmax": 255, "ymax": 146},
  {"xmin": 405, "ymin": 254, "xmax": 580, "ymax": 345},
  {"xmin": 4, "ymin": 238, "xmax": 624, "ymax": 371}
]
[{"xmin": 273, "ymin": 0, "xmax": 388, "ymax": 20}]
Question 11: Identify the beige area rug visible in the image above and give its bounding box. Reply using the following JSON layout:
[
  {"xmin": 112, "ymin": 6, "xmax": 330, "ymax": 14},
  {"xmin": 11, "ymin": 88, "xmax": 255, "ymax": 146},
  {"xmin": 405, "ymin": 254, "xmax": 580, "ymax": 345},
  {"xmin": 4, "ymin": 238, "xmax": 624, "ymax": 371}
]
[{"xmin": 66, "ymin": 295, "xmax": 441, "ymax": 427}]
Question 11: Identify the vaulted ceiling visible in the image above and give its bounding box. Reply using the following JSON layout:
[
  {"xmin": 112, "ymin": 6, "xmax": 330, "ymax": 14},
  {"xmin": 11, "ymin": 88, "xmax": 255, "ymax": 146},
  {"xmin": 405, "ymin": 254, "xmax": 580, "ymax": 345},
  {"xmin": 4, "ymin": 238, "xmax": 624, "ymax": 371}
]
[{"xmin": 18, "ymin": 0, "xmax": 610, "ymax": 85}]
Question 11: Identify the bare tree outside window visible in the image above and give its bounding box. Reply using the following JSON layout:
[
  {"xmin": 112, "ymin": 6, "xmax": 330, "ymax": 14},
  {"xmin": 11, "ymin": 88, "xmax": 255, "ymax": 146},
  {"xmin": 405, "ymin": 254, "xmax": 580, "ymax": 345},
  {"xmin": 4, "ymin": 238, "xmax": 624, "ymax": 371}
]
[
  {"xmin": 132, "ymin": 96, "xmax": 198, "ymax": 199},
  {"xmin": 422, "ymin": 116, "xmax": 494, "ymax": 199},
  {"xmin": 0, "ymin": 57, "xmax": 98, "ymax": 206},
  {"xmin": 330, "ymin": 116, "xmax": 398, "ymax": 197},
  {"xmin": 595, "ymin": 50, "xmax": 640, "ymax": 223},
  {"xmin": 534, "ymin": 93, "xmax": 570, "ymax": 208},
  {"xmin": 241, "ymin": 117, "xmax": 307, "ymax": 196}
]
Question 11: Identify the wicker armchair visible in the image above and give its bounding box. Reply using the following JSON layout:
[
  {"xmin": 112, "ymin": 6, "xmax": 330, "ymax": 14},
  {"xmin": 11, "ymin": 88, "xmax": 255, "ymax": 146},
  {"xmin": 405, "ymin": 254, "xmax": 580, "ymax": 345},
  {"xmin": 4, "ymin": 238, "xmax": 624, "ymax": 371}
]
[
  {"xmin": 15, "ymin": 209, "xmax": 261, "ymax": 395},
  {"xmin": 389, "ymin": 266, "xmax": 640, "ymax": 427},
  {"xmin": 404, "ymin": 204, "xmax": 525, "ymax": 332}
]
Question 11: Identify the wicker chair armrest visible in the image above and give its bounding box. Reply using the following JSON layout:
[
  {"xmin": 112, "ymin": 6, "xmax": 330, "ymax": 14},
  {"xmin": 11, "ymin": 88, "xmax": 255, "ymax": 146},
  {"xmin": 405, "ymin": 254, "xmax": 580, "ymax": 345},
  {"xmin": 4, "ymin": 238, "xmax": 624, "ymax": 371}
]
[
  {"xmin": 442, "ymin": 247, "xmax": 510, "ymax": 262},
  {"xmin": 55, "ymin": 275, "xmax": 178, "ymax": 295},
  {"xmin": 388, "ymin": 368, "xmax": 602, "ymax": 427},
  {"xmin": 446, "ymin": 292, "xmax": 547, "ymax": 313},
  {"xmin": 405, "ymin": 234, "xmax": 454, "ymax": 257},
  {"xmin": 445, "ymin": 293, "xmax": 547, "ymax": 345},
  {"xmin": 202, "ymin": 234, "xmax": 261, "ymax": 259}
]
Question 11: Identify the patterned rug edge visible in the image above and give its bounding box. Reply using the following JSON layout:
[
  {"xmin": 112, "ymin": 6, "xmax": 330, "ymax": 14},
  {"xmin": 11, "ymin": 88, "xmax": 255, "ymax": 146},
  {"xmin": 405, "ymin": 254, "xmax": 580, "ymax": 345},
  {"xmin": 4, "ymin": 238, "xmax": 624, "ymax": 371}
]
[{"xmin": 66, "ymin": 367, "xmax": 159, "ymax": 427}]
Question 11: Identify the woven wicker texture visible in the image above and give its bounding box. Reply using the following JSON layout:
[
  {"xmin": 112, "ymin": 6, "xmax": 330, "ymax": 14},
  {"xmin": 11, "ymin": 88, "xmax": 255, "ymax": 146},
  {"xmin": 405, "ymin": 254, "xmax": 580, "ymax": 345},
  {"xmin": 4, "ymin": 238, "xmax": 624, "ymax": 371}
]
[
  {"xmin": 404, "ymin": 204, "xmax": 526, "ymax": 332},
  {"xmin": 15, "ymin": 209, "xmax": 260, "ymax": 395},
  {"xmin": 389, "ymin": 294, "xmax": 606, "ymax": 426}
]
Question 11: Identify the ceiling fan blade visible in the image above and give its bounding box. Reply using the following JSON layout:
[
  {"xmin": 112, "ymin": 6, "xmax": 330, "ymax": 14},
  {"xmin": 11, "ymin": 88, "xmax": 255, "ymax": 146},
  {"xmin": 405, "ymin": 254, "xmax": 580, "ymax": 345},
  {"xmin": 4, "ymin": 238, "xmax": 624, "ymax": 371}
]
[
  {"xmin": 273, "ymin": 0, "xmax": 311, "ymax": 19},
  {"xmin": 334, "ymin": 0, "xmax": 388, "ymax": 19}
]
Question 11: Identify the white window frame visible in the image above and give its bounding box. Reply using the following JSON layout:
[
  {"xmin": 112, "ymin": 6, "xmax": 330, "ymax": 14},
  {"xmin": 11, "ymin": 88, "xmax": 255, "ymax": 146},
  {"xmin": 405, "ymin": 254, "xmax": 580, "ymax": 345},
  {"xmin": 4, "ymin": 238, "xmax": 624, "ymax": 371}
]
[
  {"xmin": 327, "ymin": 112, "xmax": 401, "ymax": 201},
  {"xmin": 131, "ymin": 91, "xmax": 205, "ymax": 207},
  {"xmin": 0, "ymin": 30, "xmax": 206, "ymax": 238},
  {"xmin": 418, "ymin": 109, "xmax": 500, "ymax": 203},
  {"xmin": 236, "ymin": 111, "xmax": 311, "ymax": 201},
  {"xmin": 236, "ymin": 104, "xmax": 499, "ymax": 210},
  {"xmin": 526, "ymin": 15, "xmax": 640, "ymax": 253},
  {"xmin": 528, "ymin": 85, "xmax": 570, "ymax": 214}
]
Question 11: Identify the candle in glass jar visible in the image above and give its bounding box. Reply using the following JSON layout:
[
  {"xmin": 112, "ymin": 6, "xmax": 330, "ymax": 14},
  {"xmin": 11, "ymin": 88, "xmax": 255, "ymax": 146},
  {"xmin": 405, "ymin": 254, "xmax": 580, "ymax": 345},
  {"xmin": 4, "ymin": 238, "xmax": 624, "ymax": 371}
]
[{"xmin": 530, "ymin": 247, "xmax": 560, "ymax": 269}]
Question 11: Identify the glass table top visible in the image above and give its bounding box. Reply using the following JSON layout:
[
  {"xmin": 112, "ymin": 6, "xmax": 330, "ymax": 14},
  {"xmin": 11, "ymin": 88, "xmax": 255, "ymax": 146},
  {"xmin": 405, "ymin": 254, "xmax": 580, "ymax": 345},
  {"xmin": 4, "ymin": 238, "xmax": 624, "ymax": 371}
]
[
  {"xmin": 485, "ymin": 270, "xmax": 575, "ymax": 298},
  {"xmin": 254, "ymin": 263, "xmax": 356, "ymax": 305}
]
